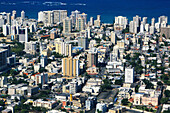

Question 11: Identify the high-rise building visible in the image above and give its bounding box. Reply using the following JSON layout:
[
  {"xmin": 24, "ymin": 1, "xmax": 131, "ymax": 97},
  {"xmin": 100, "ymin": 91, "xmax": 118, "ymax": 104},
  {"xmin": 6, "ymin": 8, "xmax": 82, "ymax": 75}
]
[
  {"xmin": 142, "ymin": 17, "xmax": 147, "ymax": 25},
  {"xmin": 151, "ymin": 18, "xmax": 155, "ymax": 26},
  {"xmin": 125, "ymin": 67, "xmax": 134, "ymax": 83},
  {"xmin": 12, "ymin": 10, "xmax": 16, "ymax": 19},
  {"xmin": 3, "ymin": 24, "xmax": 10, "ymax": 36},
  {"xmin": 56, "ymin": 42, "xmax": 72, "ymax": 57},
  {"xmin": 133, "ymin": 15, "xmax": 141, "ymax": 27},
  {"xmin": 21, "ymin": 10, "xmax": 25, "ymax": 20},
  {"xmin": 38, "ymin": 11, "xmax": 44, "ymax": 22},
  {"xmin": 78, "ymin": 37, "xmax": 88, "ymax": 50},
  {"xmin": 19, "ymin": 27, "xmax": 28, "ymax": 43},
  {"xmin": 0, "ymin": 76, "xmax": 7, "ymax": 87},
  {"xmin": 70, "ymin": 10, "xmax": 80, "ymax": 25},
  {"xmin": 129, "ymin": 15, "xmax": 141, "ymax": 34},
  {"xmin": 30, "ymin": 23, "xmax": 37, "ymax": 33},
  {"xmin": 145, "ymin": 24, "xmax": 150, "ymax": 32},
  {"xmin": 129, "ymin": 21, "xmax": 134, "ymax": 33},
  {"xmin": 114, "ymin": 16, "xmax": 128, "ymax": 29},
  {"xmin": 94, "ymin": 15, "xmax": 101, "ymax": 27},
  {"xmin": 87, "ymin": 48, "xmax": 98, "ymax": 67},
  {"xmin": 63, "ymin": 17, "xmax": 72, "ymax": 33},
  {"xmin": 53, "ymin": 10, "xmax": 67, "ymax": 24},
  {"xmin": 111, "ymin": 31, "xmax": 117, "ymax": 45},
  {"xmin": 150, "ymin": 26, "xmax": 155, "ymax": 34},
  {"xmin": 76, "ymin": 16, "xmax": 86, "ymax": 31},
  {"xmin": 161, "ymin": 21, "xmax": 167, "ymax": 28},
  {"xmin": 90, "ymin": 17, "xmax": 94, "ymax": 26},
  {"xmin": 0, "ymin": 12, "xmax": 11, "ymax": 27},
  {"xmin": 0, "ymin": 49, "xmax": 7, "ymax": 71},
  {"xmin": 40, "ymin": 55, "xmax": 48, "ymax": 68},
  {"xmin": 64, "ymin": 43, "xmax": 72, "ymax": 57},
  {"xmin": 161, "ymin": 26, "xmax": 170, "ymax": 39},
  {"xmin": 158, "ymin": 16, "xmax": 168, "ymax": 24},
  {"xmin": 62, "ymin": 57, "xmax": 79, "ymax": 77},
  {"xmin": 0, "ymin": 44, "xmax": 11, "ymax": 57},
  {"xmin": 35, "ymin": 73, "xmax": 48, "ymax": 85},
  {"xmin": 140, "ymin": 22, "xmax": 145, "ymax": 33},
  {"xmin": 78, "ymin": 13, "xmax": 87, "ymax": 24},
  {"xmin": 25, "ymin": 41, "xmax": 37, "ymax": 55},
  {"xmin": 86, "ymin": 97, "xmax": 97, "ymax": 110},
  {"xmin": 69, "ymin": 81, "xmax": 78, "ymax": 94},
  {"xmin": 11, "ymin": 25, "xmax": 17, "ymax": 35},
  {"xmin": 38, "ymin": 10, "xmax": 67, "ymax": 26}
]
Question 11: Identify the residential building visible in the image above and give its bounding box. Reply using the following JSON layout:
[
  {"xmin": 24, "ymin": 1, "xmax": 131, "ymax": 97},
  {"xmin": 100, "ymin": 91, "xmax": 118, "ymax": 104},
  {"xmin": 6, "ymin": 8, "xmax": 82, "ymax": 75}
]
[
  {"xmin": 35, "ymin": 73, "xmax": 48, "ymax": 85},
  {"xmin": 63, "ymin": 17, "xmax": 72, "ymax": 33},
  {"xmin": 40, "ymin": 55, "xmax": 48, "ymax": 68},
  {"xmin": 85, "ymin": 97, "xmax": 97, "ymax": 110},
  {"xmin": 25, "ymin": 41, "xmax": 37, "ymax": 55},
  {"xmin": 33, "ymin": 99, "xmax": 57, "ymax": 109},
  {"xmin": 78, "ymin": 37, "xmax": 88, "ymax": 50},
  {"xmin": 0, "ymin": 49, "xmax": 7, "ymax": 71},
  {"xmin": 62, "ymin": 57, "xmax": 80, "ymax": 77},
  {"xmin": 87, "ymin": 48, "xmax": 98, "ymax": 67},
  {"xmin": 94, "ymin": 15, "xmax": 101, "ymax": 27},
  {"xmin": 125, "ymin": 67, "xmax": 134, "ymax": 83},
  {"xmin": 114, "ymin": 16, "xmax": 128, "ymax": 30},
  {"xmin": 111, "ymin": 31, "xmax": 117, "ymax": 45},
  {"xmin": 38, "ymin": 10, "xmax": 67, "ymax": 26},
  {"xmin": 76, "ymin": 16, "xmax": 86, "ymax": 31}
]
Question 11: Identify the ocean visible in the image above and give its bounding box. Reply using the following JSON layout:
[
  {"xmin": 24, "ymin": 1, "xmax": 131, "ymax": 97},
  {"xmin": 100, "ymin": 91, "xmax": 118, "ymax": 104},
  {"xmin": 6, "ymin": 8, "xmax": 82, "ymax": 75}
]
[{"xmin": 0, "ymin": 0, "xmax": 170, "ymax": 23}]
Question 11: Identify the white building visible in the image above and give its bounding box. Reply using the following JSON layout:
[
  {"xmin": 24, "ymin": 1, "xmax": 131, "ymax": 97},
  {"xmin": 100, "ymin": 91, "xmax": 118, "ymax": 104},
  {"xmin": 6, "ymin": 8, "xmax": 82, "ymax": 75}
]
[
  {"xmin": 33, "ymin": 99, "xmax": 57, "ymax": 109},
  {"xmin": 25, "ymin": 41, "xmax": 37, "ymax": 55},
  {"xmin": 96, "ymin": 103, "xmax": 107, "ymax": 113},
  {"xmin": 19, "ymin": 27, "xmax": 28, "ymax": 43},
  {"xmin": 21, "ymin": 10, "xmax": 25, "ymax": 20},
  {"xmin": 125, "ymin": 67, "xmax": 134, "ymax": 83},
  {"xmin": 40, "ymin": 55, "xmax": 48, "ymax": 68},
  {"xmin": 3, "ymin": 24, "xmax": 10, "ymax": 36},
  {"xmin": 111, "ymin": 31, "xmax": 117, "ymax": 45},
  {"xmin": 114, "ymin": 16, "xmax": 128, "ymax": 29},
  {"xmin": 38, "ymin": 10, "xmax": 67, "ymax": 26}
]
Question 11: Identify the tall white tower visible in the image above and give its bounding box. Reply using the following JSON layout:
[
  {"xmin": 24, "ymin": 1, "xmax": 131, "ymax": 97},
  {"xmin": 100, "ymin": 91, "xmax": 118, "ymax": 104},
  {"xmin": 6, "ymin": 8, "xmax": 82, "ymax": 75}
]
[{"xmin": 21, "ymin": 10, "xmax": 25, "ymax": 20}]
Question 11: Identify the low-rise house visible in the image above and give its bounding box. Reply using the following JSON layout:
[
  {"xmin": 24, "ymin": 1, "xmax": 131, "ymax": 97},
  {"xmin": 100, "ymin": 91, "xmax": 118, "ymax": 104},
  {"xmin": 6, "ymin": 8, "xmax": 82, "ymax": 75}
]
[{"xmin": 33, "ymin": 99, "xmax": 57, "ymax": 109}]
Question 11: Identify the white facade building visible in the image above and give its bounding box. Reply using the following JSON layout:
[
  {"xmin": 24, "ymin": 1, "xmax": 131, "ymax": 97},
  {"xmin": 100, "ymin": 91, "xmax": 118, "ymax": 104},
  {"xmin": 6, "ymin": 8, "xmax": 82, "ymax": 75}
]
[{"xmin": 125, "ymin": 67, "xmax": 134, "ymax": 83}]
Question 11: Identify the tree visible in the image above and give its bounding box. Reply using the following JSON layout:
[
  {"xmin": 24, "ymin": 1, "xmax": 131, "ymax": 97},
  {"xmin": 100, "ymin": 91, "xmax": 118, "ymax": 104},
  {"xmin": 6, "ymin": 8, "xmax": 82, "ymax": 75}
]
[
  {"xmin": 10, "ymin": 69, "xmax": 18, "ymax": 76},
  {"xmin": 0, "ymin": 100, "xmax": 5, "ymax": 106},
  {"xmin": 121, "ymin": 98, "xmax": 129, "ymax": 105},
  {"xmin": 11, "ymin": 42, "xmax": 25, "ymax": 56},
  {"xmin": 39, "ymin": 68, "xmax": 47, "ymax": 73},
  {"xmin": 143, "ymin": 79, "xmax": 154, "ymax": 89},
  {"xmin": 135, "ymin": 85, "xmax": 140, "ymax": 93},
  {"xmin": 97, "ymin": 109, "xmax": 102, "ymax": 113},
  {"xmin": 163, "ymin": 110, "xmax": 170, "ymax": 113},
  {"xmin": 164, "ymin": 90, "xmax": 170, "ymax": 97},
  {"xmin": 115, "ymin": 79, "xmax": 123, "ymax": 85},
  {"xmin": 101, "ymin": 79, "xmax": 112, "ymax": 91},
  {"xmin": 15, "ymin": 97, "xmax": 19, "ymax": 102},
  {"xmin": 157, "ymin": 81, "xmax": 163, "ymax": 86},
  {"xmin": 122, "ymin": 27, "xmax": 129, "ymax": 34},
  {"xmin": 160, "ymin": 97, "xmax": 169, "ymax": 104}
]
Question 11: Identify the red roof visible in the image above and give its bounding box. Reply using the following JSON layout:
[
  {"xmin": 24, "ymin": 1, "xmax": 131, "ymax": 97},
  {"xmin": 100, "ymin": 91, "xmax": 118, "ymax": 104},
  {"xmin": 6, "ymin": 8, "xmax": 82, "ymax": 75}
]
[
  {"xmin": 32, "ymin": 73, "xmax": 40, "ymax": 77},
  {"xmin": 41, "ymin": 35, "xmax": 50, "ymax": 38}
]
